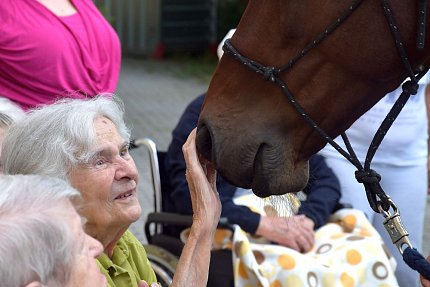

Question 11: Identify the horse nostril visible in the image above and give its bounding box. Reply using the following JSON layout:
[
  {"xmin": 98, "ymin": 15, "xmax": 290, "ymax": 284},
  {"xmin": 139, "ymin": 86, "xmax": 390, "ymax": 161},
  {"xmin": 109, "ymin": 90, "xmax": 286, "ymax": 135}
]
[{"xmin": 196, "ymin": 123, "xmax": 213, "ymax": 162}]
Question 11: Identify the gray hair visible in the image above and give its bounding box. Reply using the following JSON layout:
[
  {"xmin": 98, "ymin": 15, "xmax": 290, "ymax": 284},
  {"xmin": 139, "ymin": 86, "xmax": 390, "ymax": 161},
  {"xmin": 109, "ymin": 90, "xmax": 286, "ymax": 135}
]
[
  {"xmin": 1, "ymin": 95, "xmax": 130, "ymax": 180},
  {"xmin": 0, "ymin": 174, "xmax": 81, "ymax": 286},
  {"xmin": 0, "ymin": 97, "xmax": 25, "ymax": 128}
]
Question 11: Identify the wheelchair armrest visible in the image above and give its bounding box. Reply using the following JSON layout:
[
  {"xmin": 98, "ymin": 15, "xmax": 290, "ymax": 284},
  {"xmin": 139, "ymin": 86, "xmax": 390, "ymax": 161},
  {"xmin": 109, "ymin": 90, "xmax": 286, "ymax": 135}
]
[
  {"xmin": 147, "ymin": 212, "xmax": 194, "ymax": 227},
  {"xmin": 145, "ymin": 212, "xmax": 193, "ymax": 244},
  {"xmin": 145, "ymin": 212, "xmax": 234, "ymax": 244}
]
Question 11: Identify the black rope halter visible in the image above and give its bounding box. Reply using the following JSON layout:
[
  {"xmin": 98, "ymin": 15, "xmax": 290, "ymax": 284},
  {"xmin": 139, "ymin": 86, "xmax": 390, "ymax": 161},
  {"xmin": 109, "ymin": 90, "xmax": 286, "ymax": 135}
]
[{"xmin": 223, "ymin": 0, "xmax": 430, "ymax": 279}]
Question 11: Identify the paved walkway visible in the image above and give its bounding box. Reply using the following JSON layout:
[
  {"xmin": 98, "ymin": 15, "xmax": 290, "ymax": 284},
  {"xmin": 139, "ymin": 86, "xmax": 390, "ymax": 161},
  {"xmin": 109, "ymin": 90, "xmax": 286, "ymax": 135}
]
[{"xmin": 118, "ymin": 57, "xmax": 430, "ymax": 258}]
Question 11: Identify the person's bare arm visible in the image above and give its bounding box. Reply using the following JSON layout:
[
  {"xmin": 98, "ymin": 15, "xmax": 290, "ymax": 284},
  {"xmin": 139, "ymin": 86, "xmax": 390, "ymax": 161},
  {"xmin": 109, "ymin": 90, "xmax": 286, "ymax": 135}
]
[{"xmin": 170, "ymin": 128, "xmax": 221, "ymax": 287}]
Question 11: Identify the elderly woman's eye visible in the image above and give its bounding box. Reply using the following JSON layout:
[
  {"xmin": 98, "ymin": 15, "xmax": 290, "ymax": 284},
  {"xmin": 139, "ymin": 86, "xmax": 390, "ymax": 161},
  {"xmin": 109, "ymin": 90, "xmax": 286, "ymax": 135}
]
[
  {"xmin": 95, "ymin": 159, "xmax": 105, "ymax": 166},
  {"xmin": 120, "ymin": 148, "xmax": 129, "ymax": 157}
]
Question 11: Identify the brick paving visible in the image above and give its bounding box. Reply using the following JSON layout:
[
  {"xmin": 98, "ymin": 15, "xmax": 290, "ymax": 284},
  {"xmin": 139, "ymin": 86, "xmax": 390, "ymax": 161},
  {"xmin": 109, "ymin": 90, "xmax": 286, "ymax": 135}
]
[{"xmin": 118, "ymin": 57, "xmax": 430, "ymax": 257}]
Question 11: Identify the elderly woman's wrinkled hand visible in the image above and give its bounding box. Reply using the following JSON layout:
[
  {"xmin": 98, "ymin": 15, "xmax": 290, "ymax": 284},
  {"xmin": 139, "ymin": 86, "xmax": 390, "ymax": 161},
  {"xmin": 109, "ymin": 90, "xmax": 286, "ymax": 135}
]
[
  {"xmin": 257, "ymin": 214, "xmax": 315, "ymax": 253},
  {"xmin": 182, "ymin": 128, "xmax": 221, "ymax": 234}
]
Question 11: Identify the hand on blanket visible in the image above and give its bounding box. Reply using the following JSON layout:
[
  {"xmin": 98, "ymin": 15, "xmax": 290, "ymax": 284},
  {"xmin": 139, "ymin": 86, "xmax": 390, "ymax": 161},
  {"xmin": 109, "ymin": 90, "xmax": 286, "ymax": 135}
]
[{"xmin": 256, "ymin": 214, "xmax": 315, "ymax": 253}]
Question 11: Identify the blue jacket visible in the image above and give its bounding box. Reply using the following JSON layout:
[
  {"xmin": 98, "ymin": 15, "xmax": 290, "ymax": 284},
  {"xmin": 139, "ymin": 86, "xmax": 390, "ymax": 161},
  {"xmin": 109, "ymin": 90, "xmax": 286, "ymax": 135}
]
[{"xmin": 164, "ymin": 94, "xmax": 341, "ymax": 234}]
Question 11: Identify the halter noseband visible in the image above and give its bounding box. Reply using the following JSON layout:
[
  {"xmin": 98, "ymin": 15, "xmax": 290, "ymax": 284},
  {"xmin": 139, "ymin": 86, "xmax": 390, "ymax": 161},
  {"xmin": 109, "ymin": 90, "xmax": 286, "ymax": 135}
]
[{"xmin": 223, "ymin": 0, "xmax": 430, "ymax": 279}]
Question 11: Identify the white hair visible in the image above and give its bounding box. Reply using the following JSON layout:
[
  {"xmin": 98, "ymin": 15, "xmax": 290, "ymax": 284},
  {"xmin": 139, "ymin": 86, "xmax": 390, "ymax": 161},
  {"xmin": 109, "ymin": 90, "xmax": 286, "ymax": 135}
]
[
  {"xmin": 1, "ymin": 95, "xmax": 130, "ymax": 180},
  {"xmin": 0, "ymin": 97, "xmax": 25, "ymax": 127},
  {"xmin": 0, "ymin": 174, "xmax": 81, "ymax": 286}
]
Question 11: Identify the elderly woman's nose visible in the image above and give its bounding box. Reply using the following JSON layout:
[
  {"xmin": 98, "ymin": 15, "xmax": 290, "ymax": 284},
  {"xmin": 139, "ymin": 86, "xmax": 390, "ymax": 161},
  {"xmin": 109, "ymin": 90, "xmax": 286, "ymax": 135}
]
[{"xmin": 114, "ymin": 156, "xmax": 138, "ymax": 180}]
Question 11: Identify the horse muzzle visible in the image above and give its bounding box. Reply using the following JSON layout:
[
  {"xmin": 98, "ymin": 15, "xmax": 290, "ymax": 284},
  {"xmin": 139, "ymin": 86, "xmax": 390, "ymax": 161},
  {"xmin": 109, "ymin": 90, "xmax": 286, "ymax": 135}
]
[{"xmin": 196, "ymin": 121, "xmax": 309, "ymax": 197}]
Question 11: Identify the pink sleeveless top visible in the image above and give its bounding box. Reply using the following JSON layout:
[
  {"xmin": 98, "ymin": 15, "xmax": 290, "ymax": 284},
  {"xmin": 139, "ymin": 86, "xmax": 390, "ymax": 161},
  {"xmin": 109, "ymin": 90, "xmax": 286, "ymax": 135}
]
[{"xmin": 0, "ymin": 0, "xmax": 121, "ymax": 110}]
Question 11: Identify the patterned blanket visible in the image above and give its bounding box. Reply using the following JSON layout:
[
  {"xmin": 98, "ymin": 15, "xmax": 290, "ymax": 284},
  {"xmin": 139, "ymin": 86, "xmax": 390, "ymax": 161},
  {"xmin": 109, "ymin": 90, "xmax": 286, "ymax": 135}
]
[{"xmin": 232, "ymin": 208, "xmax": 398, "ymax": 287}]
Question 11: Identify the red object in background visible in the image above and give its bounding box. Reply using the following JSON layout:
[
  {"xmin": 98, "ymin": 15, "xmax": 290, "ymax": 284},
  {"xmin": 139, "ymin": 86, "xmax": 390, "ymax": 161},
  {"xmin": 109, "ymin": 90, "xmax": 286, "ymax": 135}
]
[
  {"xmin": 153, "ymin": 43, "xmax": 165, "ymax": 59},
  {"xmin": 208, "ymin": 42, "xmax": 218, "ymax": 57}
]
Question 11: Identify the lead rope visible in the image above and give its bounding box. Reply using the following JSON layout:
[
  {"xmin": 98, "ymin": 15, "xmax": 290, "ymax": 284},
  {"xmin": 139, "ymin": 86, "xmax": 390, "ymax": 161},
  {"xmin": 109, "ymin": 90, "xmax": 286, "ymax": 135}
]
[
  {"xmin": 223, "ymin": 0, "xmax": 430, "ymax": 280},
  {"xmin": 379, "ymin": 0, "xmax": 430, "ymax": 278}
]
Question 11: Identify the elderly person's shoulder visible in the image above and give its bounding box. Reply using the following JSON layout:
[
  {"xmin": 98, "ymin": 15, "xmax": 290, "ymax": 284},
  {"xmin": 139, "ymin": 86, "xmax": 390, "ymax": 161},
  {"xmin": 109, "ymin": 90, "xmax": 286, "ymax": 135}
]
[
  {"xmin": 96, "ymin": 230, "xmax": 155, "ymax": 277},
  {"xmin": 96, "ymin": 230, "xmax": 157, "ymax": 286}
]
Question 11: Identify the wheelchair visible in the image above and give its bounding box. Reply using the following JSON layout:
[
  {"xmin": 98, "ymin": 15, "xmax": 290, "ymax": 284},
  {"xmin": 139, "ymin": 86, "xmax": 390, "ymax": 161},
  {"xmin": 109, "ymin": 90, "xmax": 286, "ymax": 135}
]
[{"xmin": 130, "ymin": 138, "xmax": 234, "ymax": 287}]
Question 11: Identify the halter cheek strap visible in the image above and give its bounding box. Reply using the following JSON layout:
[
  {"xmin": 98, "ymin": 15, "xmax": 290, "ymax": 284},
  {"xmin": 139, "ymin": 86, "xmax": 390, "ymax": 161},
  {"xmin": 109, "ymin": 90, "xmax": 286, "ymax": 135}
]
[
  {"xmin": 223, "ymin": 0, "xmax": 430, "ymax": 280},
  {"xmin": 418, "ymin": 0, "xmax": 428, "ymax": 49}
]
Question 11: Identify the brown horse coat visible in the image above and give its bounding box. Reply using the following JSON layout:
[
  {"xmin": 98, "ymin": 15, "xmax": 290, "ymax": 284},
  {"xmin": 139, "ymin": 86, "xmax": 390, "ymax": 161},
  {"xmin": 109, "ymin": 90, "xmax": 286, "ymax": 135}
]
[{"xmin": 197, "ymin": 0, "xmax": 430, "ymax": 197}]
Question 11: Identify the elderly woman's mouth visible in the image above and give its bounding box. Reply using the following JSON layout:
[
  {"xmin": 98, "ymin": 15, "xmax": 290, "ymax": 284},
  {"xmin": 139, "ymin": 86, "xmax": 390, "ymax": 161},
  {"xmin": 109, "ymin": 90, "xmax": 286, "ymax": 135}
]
[{"xmin": 114, "ymin": 190, "xmax": 135, "ymax": 201}]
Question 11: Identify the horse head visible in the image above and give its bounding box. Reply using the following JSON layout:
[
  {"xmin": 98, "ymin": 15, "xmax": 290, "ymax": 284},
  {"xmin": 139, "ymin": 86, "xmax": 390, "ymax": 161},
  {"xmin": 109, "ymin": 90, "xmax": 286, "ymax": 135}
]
[{"xmin": 196, "ymin": 0, "xmax": 430, "ymax": 197}]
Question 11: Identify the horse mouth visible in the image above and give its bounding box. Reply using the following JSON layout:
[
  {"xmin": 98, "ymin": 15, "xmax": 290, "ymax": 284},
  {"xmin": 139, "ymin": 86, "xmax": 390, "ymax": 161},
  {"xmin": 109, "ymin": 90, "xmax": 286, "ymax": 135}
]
[
  {"xmin": 197, "ymin": 122, "xmax": 257, "ymax": 190},
  {"xmin": 250, "ymin": 143, "xmax": 308, "ymax": 197},
  {"xmin": 196, "ymin": 122, "xmax": 309, "ymax": 197},
  {"xmin": 251, "ymin": 144, "xmax": 273, "ymax": 197}
]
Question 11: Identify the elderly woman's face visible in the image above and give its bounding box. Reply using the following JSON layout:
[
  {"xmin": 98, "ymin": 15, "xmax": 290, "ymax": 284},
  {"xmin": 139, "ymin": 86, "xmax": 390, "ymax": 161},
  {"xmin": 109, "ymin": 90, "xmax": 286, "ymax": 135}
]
[
  {"xmin": 68, "ymin": 117, "xmax": 141, "ymax": 240},
  {"xmin": 63, "ymin": 201, "xmax": 106, "ymax": 287}
]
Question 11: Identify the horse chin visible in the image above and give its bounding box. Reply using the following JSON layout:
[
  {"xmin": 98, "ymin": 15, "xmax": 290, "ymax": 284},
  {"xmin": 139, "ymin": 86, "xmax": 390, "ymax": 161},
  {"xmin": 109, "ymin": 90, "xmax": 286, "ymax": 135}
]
[
  {"xmin": 250, "ymin": 155, "xmax": 309, "ymax": 198},
  {"xmin": 251, "ymin": 175, "xmax": 309, "ymax": 197},
  {"xmin": 216, "ymin": 142, "xmax": 310, "ymax": 198}
]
